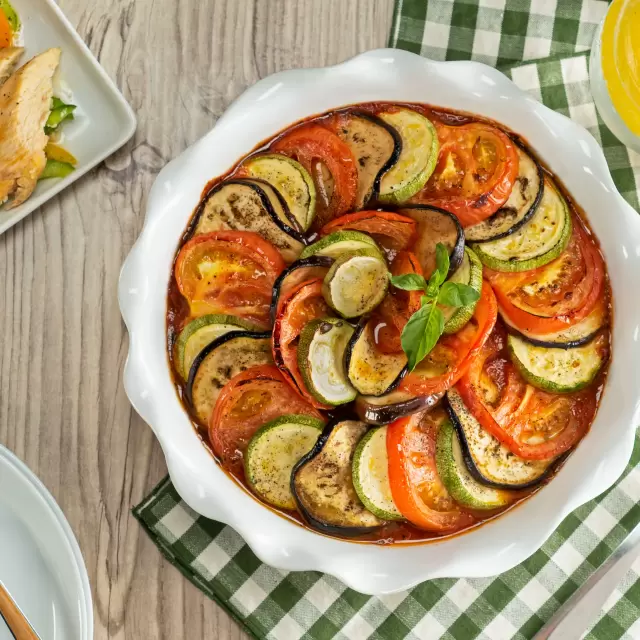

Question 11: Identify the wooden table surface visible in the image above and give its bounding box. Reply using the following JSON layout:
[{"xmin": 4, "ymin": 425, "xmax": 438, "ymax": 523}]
[{"xmin": 0, "ymin": 0, "xmax": 395, "ymax": 637}]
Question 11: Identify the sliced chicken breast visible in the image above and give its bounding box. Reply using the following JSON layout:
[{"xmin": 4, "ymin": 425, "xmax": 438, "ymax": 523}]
[
  {"xmin": 0, "ymin": 47, "xmax": 23, "ymax": 85},
  {"xmin": 0, "ymin": 47, "xmax": 60, "ymax": 208}
]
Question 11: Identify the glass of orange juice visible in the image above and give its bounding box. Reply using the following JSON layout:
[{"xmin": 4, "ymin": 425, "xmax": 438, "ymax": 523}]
[{"xmin": 589, "ymin": 0, "xmax": 640, "ymax": 152}]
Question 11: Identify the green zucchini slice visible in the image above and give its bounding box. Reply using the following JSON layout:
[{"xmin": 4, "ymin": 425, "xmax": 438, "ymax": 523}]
[
  {"xmin": 352, "ymin": 427, "xmax": 404, "ymax": 520},
  {"xmin": 442, "ymin": 247, "xmax": 483, "ymax": 334},
  {"xmin": 299, "ymin": 230, "xmax": 380, "ymax": 259},
  {"xmin": 186, "ymin": 331, "xmax": 273, "ymax": 424},
  {"xmin": 472, "ymin": 179, "xmax": 572, "ymax": 272},
  {"xmin": 465, "ymin": 144, "xmax": 543, "ymax": 243},
  {"xmin": 244, "ymin": 414, "xmax": 324, "ymax": 510},
  {"xmin": 435, "ymin": 417, "xmax": 514, "ymax": 510},
  {"xmin": 377, "ymin": 109, "xmax": 439, "ymax": 204},
  {"xmin": 446, "ymin": 388, "xmax": 556, "ymax": 489},
  {"xmin": 507, "ymin": 332, "xmax": 608, "ymax": 393},
  {"xmin": 297, "ymin": 318, "xmax": 356, "ymax": 405},
  {"xmin": 242, "ymin": 154, "xmax": 316, "ymax": 230},
  {"xmin": 176, "ymin": 314, "xmax": 259, "ymax": 379},
  {"xmin": 322, "ymin": 249, "xmax": 388, "ymax": 318}
]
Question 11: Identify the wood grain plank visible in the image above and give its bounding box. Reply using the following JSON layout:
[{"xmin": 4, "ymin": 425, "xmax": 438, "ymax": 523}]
[{"xmin": 0, "ymin": 0, "xmax": 394, "ymax": 637}]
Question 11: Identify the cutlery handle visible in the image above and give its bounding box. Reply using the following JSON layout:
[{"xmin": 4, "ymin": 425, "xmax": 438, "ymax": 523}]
[{"xmin": 0, "ymin": 582, "xmax": 40, "ymax": 640}]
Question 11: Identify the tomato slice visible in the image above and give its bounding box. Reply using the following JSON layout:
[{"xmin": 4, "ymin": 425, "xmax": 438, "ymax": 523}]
[
  {"xmin": 272, "ymin": 278, "xmax": 334, "ymax": 409},
  {"xmin": 175, "ymin": 231, "xmax": 285, "ymax": 327},
  {"xmin": 271, "ymin": 124, "xmax": 358, "ymax": 229},
  {"xmin": 456, "ymin": 325, "xmax": 597, "ymax": 459},
  {"xmin": 387, "ymin": 408, "xmax": 476, "ymax": 532},
  {"xmin": 487, "ymin": 217, "xmax": 606, "ymax": 334},
  {"xmin": 209, "ymin": 365, "xmax": 322, "ymax": 476},
  {"xmin": 413, "ymin": 122, "xmax": 518, "ymax": 227},
  {"xmin": 372, "ymin": 251, "xmax": 423, "ymax": 354},
  {"xmin": 399, "ymin": 281, "xmax": 498, "ymax": 396},
  {"xmin": 320, "ymin": 211, "xmax": 417, "ymax": 251},
  {"xmin": 0, "ymin": 10, "xmax": 12, "ymax": 47}
]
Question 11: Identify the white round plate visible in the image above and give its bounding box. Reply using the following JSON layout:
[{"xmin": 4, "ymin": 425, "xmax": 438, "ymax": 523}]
[
  {"xmin": 119, "ymin": 48, "xmax": 640, "ymax": 595},
  {"xmin": 0, "ymin": 446, "xmax": 92, "ymax": 639}
]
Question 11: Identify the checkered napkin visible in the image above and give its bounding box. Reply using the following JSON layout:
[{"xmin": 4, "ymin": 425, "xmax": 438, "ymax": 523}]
[{"xmin": 134, "ymin": 2, "xmax": 640, "ymax": 638}]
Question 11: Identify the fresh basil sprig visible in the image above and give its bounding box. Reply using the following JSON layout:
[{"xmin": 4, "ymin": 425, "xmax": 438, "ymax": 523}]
[{"xmin": 389, "ymin": 244, "xmax": 480, "ymax": 371}]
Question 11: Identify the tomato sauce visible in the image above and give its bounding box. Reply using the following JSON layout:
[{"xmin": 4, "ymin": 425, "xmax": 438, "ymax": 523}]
[{"xmin": 166, "ymin": 101, "xmax": 612, "ymax": 544}]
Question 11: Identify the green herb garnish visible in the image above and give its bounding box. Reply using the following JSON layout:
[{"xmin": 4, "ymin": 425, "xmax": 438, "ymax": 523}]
[{"xmin": 389, "ymin": 243, "xmax": 480, "ymax": 371}]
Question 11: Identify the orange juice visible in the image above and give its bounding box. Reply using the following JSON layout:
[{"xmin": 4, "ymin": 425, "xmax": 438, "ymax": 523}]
[{"xmin": 590, "ymin": 0, "xmax": 640, "ymax": 151}]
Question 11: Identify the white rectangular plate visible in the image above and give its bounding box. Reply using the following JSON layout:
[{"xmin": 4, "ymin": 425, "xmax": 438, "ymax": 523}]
[{"xmin": 0, "ymin": 0, "xmax": 136, "ymax": 235}]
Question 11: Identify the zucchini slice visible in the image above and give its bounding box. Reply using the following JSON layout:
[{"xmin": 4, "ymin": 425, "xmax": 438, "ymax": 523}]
[
  {"xmin": 352, "ymin": 427, "xmax": 404, "ymax": 520},
  {"xmin": 472, "ymin": 179, "xmax": 572, "ymax": 272},
  {"xmin": 176, "ymin": 314, "xmax": 259, "ymax": 379},
  {"xmin": 322, "ymin": 249, "xmax": 388, "ymax": 318},
  {"xmin": 501, "ymin": 297, "xmax": 608, "ymax": 349},
  {"xmin": 442, "ymin": 247, "xmax": 483, "ymax": 334},
  {"xmin": 465, "ymin": 144, "xmax": 544, "ymax": 243},
  {"xmin": 291, "ymin": 419, "xmax": 384, "ymax": 535},
  {"xmin": 297, "ymin": 318, "xmax": 356, "ymax": 405},
  {"xmin": 334, "ymin": 111, "xmax": 402, "ymax": 209},
  {"xmin": 377, "ymin": 109, "xmax": 439, "ymax": 204},
  {"xmin": 269, "ymin": 256, "xmax": 334, "ymax": 324},
  {"xmin": 345, "ymin": 319, "xmax": 407, "ymax": 396},
  {"xmin": 242, "ymin": 154, "xmax": 316, "ymax": 230},
  {"xmin": 186, "ymin": 331, "xmax": 273, "ymax": 424},
  {"xmin": 244, "ymin": 414, "xmax": 324, "ymax": 510},
  {"xmin": 397, "ymin": 205, "xmax": 464, "ymax": 278},
  {"xmin": 436, "ymin": 417, "xmax": 514, "ymax": 510},
  {"xmin": 355, "ymin": 390, "xmax": 443, "ymax": 425},
  {"xmin": 508, "ymin": 333, "xmax": 608, "ymax": 393},
  {"xmin": 192, "ymin": 179, "xmax": 305, "ymax": 263},
  {"xmin": 299, "ymin": 230, "xmax": 380, "ymax": 259},
  {"xmin": 447, "ymin": 388, "xmax": 555, "ymax": 489}
]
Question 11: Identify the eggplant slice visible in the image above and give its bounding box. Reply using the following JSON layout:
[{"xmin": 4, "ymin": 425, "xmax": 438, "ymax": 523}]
[
  {"xmin": 446, "ymin": 388, "xmax": 556, "ymax": 489},
  {"xmin": 345, "ymin": 319, "xmax": 407, "ymax": 396},
  {"xmin": 190, "ymin": 179, "xmax": 305, "ymax": 263},
  {"xmin": 396, "ymin": 205, "xmax": 464, "ymax": 278},
  {"xmin": 355, "ymin": 390, "xmax": 443, "ymax": 426},
  {"xmin": 291, "ymin": 419, "xmax": 384, "ymax": 536},
  {"xmin": 270, "ymin": 256, "xmax": 334, "ymax": 324},
  {"xmin": 465, "ymin": 143, "xmax": 544, "ymax": 243},
  {"xmin": 186, "ymin": 331, "xmax": 273, "ymax": 424},
  {"xmin": 333, "ymin": 110, "xmax": 402, "ymax": 209}
]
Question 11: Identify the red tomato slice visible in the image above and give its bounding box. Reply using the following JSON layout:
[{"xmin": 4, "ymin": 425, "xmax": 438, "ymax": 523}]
[
  {"xmin": 209, "ymin": 365, "xmax": 322, "ymax": 476},
  {"xmin": 487, "ymin": 217, "xmax": 606, "ymax": 334},
  {"xmin": 175, "ymin": 231, "xmax": 285, "ymax": 327},
  {"xmin": 399, "ymin": 281, "xmax": 498, "ymax": 396},
  {"xmin": 320, "ymin": 211, "xmax": 417, "ymax": 251},
  {"xmin": 271, "ymin": 124, "xmax": 358, "ymax": 229},
  {"xmin": 413, "ymin": 122, "xmax": 518, "ymax": 227},
  {"xmin": 456, "ymin": 325, "xmax": 598, "ymax": 460},
  {"xmin": 387, "ymin": 408, "xmax": 476, "ymax": 533},
  {"xmin": 373, "ymin": 251, "xmax": 423, "ymax": 354},
  {"xmin": 272, "ymin": 278, "xmax": 334, "ymax": 409},
  {"xmin": 0, "ymin": 11, "xmax": 11, "ymax": 47}
]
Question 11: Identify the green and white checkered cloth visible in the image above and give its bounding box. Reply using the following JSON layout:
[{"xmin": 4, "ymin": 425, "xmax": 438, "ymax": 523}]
[{"xmin": 134, "ymin": 2, "xmax": 640, "ymax": 638}]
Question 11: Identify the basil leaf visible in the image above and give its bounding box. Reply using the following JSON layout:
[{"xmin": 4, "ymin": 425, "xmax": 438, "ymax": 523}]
[
  {"xmin": 401, "ymin": 303, "xmax": 445, "ymax": 371},
  {"xmin": 434, "ymin": 243, "xmax": 450, "ymax": 286},
  {"xmin": 439, "ymin": 282, "xmax": 481, "ymax": 307},
  {"xmin": 389, "ymin": 273, "xmax": 427, "ymax": 291}
]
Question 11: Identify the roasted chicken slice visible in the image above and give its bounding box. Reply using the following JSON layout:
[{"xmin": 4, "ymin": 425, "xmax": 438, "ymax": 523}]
[
  {"xmin": 0, "ymin": 47, "xmax": 61, "ymax": 208},
  {"xmin": 0, "ymin": 47, "xmax": 23, "ymax": 85}
]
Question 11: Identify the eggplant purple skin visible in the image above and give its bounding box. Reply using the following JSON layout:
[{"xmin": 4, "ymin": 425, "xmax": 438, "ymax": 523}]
[
  {"xmin": 468, "ymin": 137, "xmax": 544, "ymax": 243},
  {"xmin": 343, "ymin": 317, "xmax": 407, "ymax": 397},
  {"xmin": 355, "ymin": 391, "xmax": 443, "ymax": 426},
  {"xmin": 502, "ymin": 321, "xmax": 605, "ymax": 350},
  {"xmin": 393, "ymin": 204, "xmax": 465, "ymax": 277},
  {"xmin": 290, "ymin": 419, "xmax": 382, "ymax": 537},
  {"xmin": 185, "ymin": 178, "xmax": 308, "ymax": 245},
  {"xmin": 185, "ymin": 330, "xmax": 271, "ymax": 409},
  {"xmin": 444, "ymin": 396, "xmax": 564, "ymax": 490},
  {"xmin": 269, "ymin": 256, "xmax": 334, "ymax": 325}
]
